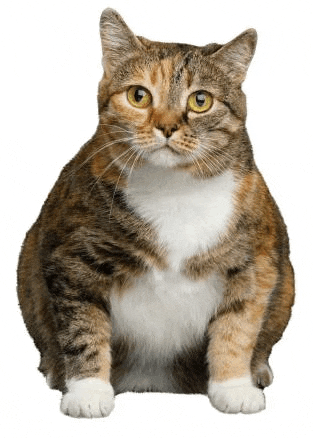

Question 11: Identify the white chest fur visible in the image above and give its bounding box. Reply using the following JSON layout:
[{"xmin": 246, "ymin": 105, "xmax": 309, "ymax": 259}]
[
  {"xmin": 125, "ymin": 164, "xmax": 237, "ymax": 270},
  {"xmin": 110, "ymin": 165, "xmax": 237, "ymax": 380}
]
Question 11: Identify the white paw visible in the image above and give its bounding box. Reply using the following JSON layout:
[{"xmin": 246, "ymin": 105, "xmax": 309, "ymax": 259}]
[
  {"xmin": 60, "ymin": 378, "xmax": 115, "ymax": 418},
  {"xmin": 208, "ymin": 376, "xmax": 265, "ymax": 414}
]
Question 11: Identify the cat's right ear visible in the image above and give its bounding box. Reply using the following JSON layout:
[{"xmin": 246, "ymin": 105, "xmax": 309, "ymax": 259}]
[
  {"xmin": 209, "ymin": 29, "xmax": 257, "ymax": 85},
  {"xmin": 100, "ymin": 9, "xmax": 144, "ymax": 73}
]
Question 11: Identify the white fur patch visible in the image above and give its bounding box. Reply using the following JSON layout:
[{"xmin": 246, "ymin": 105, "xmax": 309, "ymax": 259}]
[
  {"xmin": 46, "ymin": 373, "xmax": 53, "ymax": 389},
  {"xmin": 208, "ymin": 376, "xmax": 265, "ymax": 414},
  {"xmin": 147, "ymin": 146, "xmax": 185, "ymax": 168},
  {"xmin": 61, "ymin": 378, "xmax": 115, "ymax": 418},
  {"xmin": 111, "ymin": 271, "xmax": 223, "ymax": 360},
  {"xmin": 126, "ymin": 164, "xmax": 236, "ymax": 270}
]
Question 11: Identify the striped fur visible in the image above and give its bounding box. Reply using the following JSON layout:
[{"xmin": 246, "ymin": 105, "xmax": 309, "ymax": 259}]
[{"xmin": 17, "ymin": 8, "xmax": 294, "ymax": 417}]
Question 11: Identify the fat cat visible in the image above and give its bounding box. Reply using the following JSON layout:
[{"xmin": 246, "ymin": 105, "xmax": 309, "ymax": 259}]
[{"xmin": 17, "ymin": 8, "xmax": 295, "ymax": 417}]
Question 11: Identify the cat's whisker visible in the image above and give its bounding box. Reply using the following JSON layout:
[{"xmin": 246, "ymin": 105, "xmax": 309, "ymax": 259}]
[
  {"xmin": 96, "ymin": 131, "xmax": 133, "ymax": 139},
  {"xmin": 108, "ymin": 147, "xmax": 140, "ymax": 222},
  {"xmin": 129, "ymin": 149, "xmax": 144, "ymax": 179},
  {"xmin": 196, "ymin": 151, "xmax": 218, "ymax": 176},
  {"xmin": 198, "ymin": 146, "xmax": 228, "ymax": 174},
  {"xmin": 68, "ymin": 136, "xmax": 134, "ymax": 179},
  {"xmin": 189, "ymin": 152, "xmax": 204, "ymax": 178},
  {"xmin": 202, "ymin": 154, "xmax": 221, "ymax": 175},
  {"xmin": 101, "ymin": 112, "xmax": 137, "ymax": 128},
  {"xmin": 98, "ymin": 129, "xmax": 133, "ymax": 136},
  {"xmin": 88, "ymin": 147, "xmax": 134, "ymax": 195},
  {"xmin": 198, "ymin": 158, "xmax": 214, "ymax": 176},
  {"xmin": 207, "ymin": 152, "xmax": 229, "ymax": 173},
  {"xmin": 201, "ymin": 143, "xmax": 233, "ymax": 163},
  {"xmin": 99, "ymin": 123, "xmax": 133, "ymax": 134},
  {"xmin": 208, "ymin": 149, "xmax": 233, "ymax": 166}
]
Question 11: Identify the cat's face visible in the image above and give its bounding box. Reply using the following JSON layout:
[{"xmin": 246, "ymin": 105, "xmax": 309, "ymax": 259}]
[
  {"xmin": 98, "ymin": 9, "xmax": 257, "ymax": 176},
  {"xmin": 103, "ymin": 51, "xmax": 237, "ymax": 170}
]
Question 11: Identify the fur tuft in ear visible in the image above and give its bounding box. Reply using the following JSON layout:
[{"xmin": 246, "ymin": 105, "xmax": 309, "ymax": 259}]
[
  {"xmin": 100, "ymin": 8, "xmax": 144, "ymax": 72},
  {"xmin": 210, "ymin": 29, "xmax": 257, "ymax": 85}
]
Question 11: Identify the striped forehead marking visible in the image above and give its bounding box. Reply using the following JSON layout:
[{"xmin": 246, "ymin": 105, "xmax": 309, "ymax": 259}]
[{"xmin": 148, "ymin": 54, "xmax": 195, "ymax": 108}]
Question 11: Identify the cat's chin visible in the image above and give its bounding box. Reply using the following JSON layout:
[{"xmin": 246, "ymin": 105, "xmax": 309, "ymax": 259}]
[{"xmin": 146, "ymin": 147, "xmax": 187, "ymax": 168}]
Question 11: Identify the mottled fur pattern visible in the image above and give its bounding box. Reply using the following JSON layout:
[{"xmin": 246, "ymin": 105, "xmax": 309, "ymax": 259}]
[{"xmin": 17, "ymin": 9, "xmax": 294, "ymax": 417}]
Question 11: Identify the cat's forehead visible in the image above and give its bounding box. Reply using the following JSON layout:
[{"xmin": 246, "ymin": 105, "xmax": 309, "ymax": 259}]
[
  {"xmin": 111, "ymin": 43, "xmax": 226, "ymax": 102},
  {"xmin": 138, "ymin": 44, "xmax": 212, "ymax": 83}
]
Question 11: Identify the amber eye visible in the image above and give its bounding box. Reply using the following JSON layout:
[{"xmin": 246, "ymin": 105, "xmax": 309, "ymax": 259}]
[
  {"xmin": 127, "ymin": 86, "xmax": 152, "ymax": 109},
  {"xmin": 188, "ymin": 91, "xmax": 213, "ymax": 113}
]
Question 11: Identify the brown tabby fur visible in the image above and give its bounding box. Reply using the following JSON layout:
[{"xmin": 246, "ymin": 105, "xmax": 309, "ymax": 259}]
[{"xmin": 18, "ymin": 8, "xmax": 294, "ymax": 403}]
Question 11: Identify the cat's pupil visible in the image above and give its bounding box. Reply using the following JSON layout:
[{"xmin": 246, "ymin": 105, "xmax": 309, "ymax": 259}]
[
  {"xmin": 196, "ymin": 93, "xmax": 206, "ymax": 106},
  {"xmin": 134, "ymin": 89, "xmax": 146, "ymax": 102}
]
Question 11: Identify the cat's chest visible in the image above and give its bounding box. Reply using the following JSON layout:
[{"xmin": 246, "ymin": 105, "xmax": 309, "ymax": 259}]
[{"xmin": 125, "ymin": 165, "xmax": 237, "ymax": 269}]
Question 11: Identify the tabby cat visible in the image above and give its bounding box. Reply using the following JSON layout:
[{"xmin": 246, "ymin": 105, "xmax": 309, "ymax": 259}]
[{"xmin": 17, "ymin": 8, "xmax": 295, "ymax": 417}]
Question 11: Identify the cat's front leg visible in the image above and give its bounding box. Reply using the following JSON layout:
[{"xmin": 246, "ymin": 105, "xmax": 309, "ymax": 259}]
[
  {"xmin": 207, "ymin": 307, "xmax": 266, "ymax": 414},
  {"xmin": 47, "ymin": 272, "xmax": 114, "ymax": 418},
  {"xmin": 58, "ymin": 300, "xmax": 114, "ymax": 418},
  {"xmin": 207, "ymin": 259, "xmax": 276, "ymax": 414}
]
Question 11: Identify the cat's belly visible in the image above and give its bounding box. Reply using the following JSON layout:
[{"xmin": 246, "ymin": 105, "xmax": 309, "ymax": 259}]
[{"xmin": 110, "ymin": 268, "xmax": 224, "ymax": 392}]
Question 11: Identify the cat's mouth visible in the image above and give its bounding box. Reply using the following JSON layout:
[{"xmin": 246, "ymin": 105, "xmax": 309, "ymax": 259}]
[
  {"xmin": 144, "ymin": 143, "xmax": 189, "ymax": 168},
  {"xmin": 152, "ymin": 144, "xmax": 181, "ymax": 156}
]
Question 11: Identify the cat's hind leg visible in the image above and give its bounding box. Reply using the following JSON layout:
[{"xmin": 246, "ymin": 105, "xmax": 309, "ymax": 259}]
[
  {"xmin": 38, "ymin": 348, "xmax": 65, "ymax": 391},
  {"xmin": 251, "ymin": 360, "xmax": 273, "ymax": 389},
  {"xmin": 251, "ymin": 261, "xmax": 294, "ymax": 389}
]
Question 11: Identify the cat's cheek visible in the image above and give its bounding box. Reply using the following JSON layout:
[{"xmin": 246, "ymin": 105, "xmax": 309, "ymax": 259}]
[
  {"xmin": 60, "ymin": 378, "xmax": 115, "ymax": 418},
  {"xmin": 208, "ymin": 376, "xmax": 265, "ymax": 414}
]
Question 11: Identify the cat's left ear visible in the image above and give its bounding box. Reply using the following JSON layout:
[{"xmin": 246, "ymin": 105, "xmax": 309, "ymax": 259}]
[
  {"xmin": 100, "ymin": 8, "xmax": 144, "ymax": 73},
  {"xmin": 210, "ymin": 29, "xmax": 257, "ymax": 85}
]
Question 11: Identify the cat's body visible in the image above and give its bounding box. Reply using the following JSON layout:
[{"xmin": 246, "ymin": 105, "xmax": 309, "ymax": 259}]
[
  {"xmin": 112, "ymin": 166, "xmax": 233, "ymax": 394},
  {"xmin": 18, "ymin": 9, "xmax": 294, "ymax": 417}
]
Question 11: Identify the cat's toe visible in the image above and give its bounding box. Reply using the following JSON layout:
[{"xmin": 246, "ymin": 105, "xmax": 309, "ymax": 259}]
[
  {"xmin": 60, "ymin": 378, "xmax": 115, "ymax": 418},
  {"xmin": 208, "ymin": 377, "xmax": 265, "ymax": 414}
]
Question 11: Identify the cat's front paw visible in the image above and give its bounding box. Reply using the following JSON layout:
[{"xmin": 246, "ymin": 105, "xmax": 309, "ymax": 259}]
[
  {"xmin": 208, "ymin": 377, "xmax": 265, "ymax": 414},
  {"xmin": 60, "ymin": 378, "xmax": 115, "ymax": 418}
]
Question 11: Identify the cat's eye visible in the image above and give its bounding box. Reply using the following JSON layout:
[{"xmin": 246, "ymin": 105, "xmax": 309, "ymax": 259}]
[
  {"xmin": 187, "ymin": 91, "xmax": 213, "ymax": 113},
  {"xmin": 127, "ymin": 86, "xmax": 152, "ymax": 109}
]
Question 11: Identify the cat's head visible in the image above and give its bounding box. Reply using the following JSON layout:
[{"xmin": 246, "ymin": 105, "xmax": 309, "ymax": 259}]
[{"xmin": 97, "ymin": 8, "xmax": 257, "ymax": 176}]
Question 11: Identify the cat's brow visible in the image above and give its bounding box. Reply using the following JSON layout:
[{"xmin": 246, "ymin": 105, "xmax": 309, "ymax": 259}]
[
  {"xmin": 173, "ymin": 52, "xmax": 193, "ymax": 84},
  {"xmin": 167, "ymin": 54, "xmax": 194, "ymax": 106}
]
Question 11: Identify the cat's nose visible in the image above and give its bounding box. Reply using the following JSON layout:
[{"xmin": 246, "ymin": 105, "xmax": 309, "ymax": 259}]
[{"xmin": 155, "ymin": 123, "xmax": 179, "ymax": 138}]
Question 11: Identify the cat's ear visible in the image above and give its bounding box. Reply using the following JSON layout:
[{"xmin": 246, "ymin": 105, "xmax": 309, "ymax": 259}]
[
  {"xmin": 100, "ymin": 8, "xmax": 144, "ymax": 73},
  {"xmin": 210, "ymin": 29, "xmax": 257, "ymax": 85}
]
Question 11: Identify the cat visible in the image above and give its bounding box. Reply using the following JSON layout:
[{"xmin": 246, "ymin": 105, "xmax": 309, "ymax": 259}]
[{"xmin": 17, "ymin": 8, "xmax": 295, "ymax": 418}]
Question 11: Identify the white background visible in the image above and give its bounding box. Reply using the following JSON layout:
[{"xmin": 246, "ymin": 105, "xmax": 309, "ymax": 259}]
[{"xmin": 1, "ymin": 0, "xmax": 312, "ymax": 437}]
